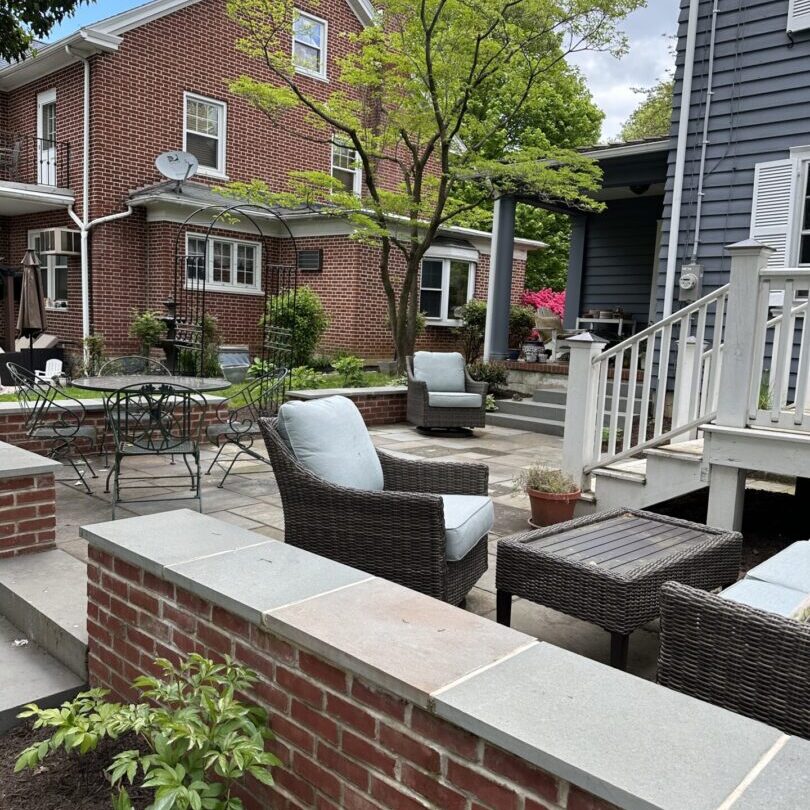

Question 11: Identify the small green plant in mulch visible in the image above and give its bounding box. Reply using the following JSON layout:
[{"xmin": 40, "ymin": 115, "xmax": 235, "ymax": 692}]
[
  {"xmin": 485, "ymin": 394, "xmax": 498, "ymax": 412},
  {"xmin": 332, "ymin": 355, "xmax": 365, "ymax": 387},
  {"xmin": 513, "ymin": 465, "xmax": 579, "ymax": 495},
  {"xmin": 15, "ymin": 654, "xmax": 279, "ymax": 810},
  {"xmin": 129, "ymin": 310, "xmax": 167, "ymax": 358}
]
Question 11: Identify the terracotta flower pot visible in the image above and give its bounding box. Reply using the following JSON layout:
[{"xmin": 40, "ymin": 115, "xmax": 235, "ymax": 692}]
[{"xmin": 527, "ymin": 487, "xmax": 581, "ymax": 527}]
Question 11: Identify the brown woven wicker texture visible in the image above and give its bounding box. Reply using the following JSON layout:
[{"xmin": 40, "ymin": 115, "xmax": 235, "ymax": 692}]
[
  {"xmin": 406, "ymin": 356, "xmax": 488, "ymax": 429},
  {"xmin": 659, "ymin": 581, "xmax": 810, "ymax": 740},
  {"xmin": 259, "ymin": 418, "xmax": 488, "ymax": 604},
  {"xmin": 496, "ymin": 509, "xmax": 742, "ymax": 667}
]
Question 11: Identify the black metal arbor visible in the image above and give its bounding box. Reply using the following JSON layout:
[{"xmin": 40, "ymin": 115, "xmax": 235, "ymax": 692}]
[{"xmin": 166, "ymin": 202, "xmax": 298, "ymax": 412}]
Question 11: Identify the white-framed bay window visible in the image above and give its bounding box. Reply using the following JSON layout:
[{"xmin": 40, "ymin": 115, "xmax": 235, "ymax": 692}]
[
  {"xmin": 28, "ymin": 230, "xmax": 68, "ymax": 309},
  {"xmin": 183, "ymin": 92, "xmax": 227, "ymax": 177},
  {"xmin": 419, "ymin": 247, "xmax": 477, "ymax": 325},
  {"xmin": 293, "ymin": 10, "xmax": 328, "ymax": 79},
  {"xmin": 331, "ymin": 139, "xmax": 361, "ymax": 195},
  {"xmin": 185, "ymin": 234, "xmax": 261, "ymax": 294}
]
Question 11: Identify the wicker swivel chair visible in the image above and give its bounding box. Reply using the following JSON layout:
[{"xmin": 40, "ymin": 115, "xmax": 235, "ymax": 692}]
[
  {"xmin": 259, "ymin": 396, "xmax": 491, "ymax": 604},
  {"xmin": 406, "ymin": 352, "xmax": 487, "ymax": 430}
]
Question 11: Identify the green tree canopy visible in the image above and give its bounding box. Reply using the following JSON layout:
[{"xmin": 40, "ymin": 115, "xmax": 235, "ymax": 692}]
[
  {"xmin": 620, "ymin": 77, "xmax": 674, "ymax": 142},
  {"xmin": 226, "ymin": 0, "xmax": 642, "ymax": 367},
  {"xmin": 0, "ymin": 1, "xmax": 90, "ymax": 63}
]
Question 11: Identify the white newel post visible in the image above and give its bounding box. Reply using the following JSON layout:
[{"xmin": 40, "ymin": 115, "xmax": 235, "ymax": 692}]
[
  {"xmin": 671, "ymin": 336, "xmax": 703, "ymax": 443},
  {"xmin": 707, "ymin": 239, "xmax": 773, "ymax": 531},
  {"xmin": 562, "ymin": 333, "xmax": 608, "ymax": 491}
]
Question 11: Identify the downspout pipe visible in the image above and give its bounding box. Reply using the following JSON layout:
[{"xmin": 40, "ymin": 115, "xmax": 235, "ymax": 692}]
[
  {"xmin": 663, "ymin": 0, "xmax": 701, "ymax": 317},
  {"xmin": 65, "ymin": 44, "xmax": 133, "ymax": 359}
]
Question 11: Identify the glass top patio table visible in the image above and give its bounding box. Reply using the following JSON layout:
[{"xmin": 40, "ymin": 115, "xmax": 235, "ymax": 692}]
[{"xmin": 71, "ymin": 375, "xmax": 232, "ymax": 393}]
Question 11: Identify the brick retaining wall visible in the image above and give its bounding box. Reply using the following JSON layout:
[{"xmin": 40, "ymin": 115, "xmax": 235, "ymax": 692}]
[
  {"xmin": 86, "ymin": 545, "xmax": 615, "ymax": 810},
  {"xmin": 286, "ymin": 387, "xmax": 407, "ymax": 427},
  {"xmin": 0, "ymin": 473, "xmax": 56, "ymax": 559}
]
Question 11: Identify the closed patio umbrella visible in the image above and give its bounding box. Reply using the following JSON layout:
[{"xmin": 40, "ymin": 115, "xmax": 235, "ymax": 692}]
[{"xmin": 16, "ymin": 249, "xmax": 46, "ymax": 372}]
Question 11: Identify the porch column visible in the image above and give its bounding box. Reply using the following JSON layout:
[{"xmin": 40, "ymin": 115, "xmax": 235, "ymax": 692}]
[
  {"xmin": 484, "ymin": 194, "xmax": 516, "ymax": 361},
  {"xmin": 564, "ymin": 214, "xmax": 587, "ymax": 330}
]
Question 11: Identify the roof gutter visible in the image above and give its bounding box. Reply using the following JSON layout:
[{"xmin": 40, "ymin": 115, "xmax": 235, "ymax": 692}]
[{"xmin": 663, "ymin": 0, "xmax": 701, "ymax": 318}]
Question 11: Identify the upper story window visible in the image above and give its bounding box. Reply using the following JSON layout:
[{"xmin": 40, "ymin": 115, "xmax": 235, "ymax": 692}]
[
  {"xmin": 331, "ymin": 140, "xmax": 361, "ymax": 195},
  {"xmin": 184, "ymin": 93, "xmax": 227, "ymax": 177},
  {"xmin": 185, "ymin": 234, "xmax": 261, "ymax": 294},
  {"xmin": 419, "ymin": 250, "xmax": 477, "ymax": 325},
  {"xmin": 293, "ymin": 10, "xmax": 327, "ymax": 79},
  {"xmin": 37, "ymin": 89, "xmax": 57, "ymax": 185}
]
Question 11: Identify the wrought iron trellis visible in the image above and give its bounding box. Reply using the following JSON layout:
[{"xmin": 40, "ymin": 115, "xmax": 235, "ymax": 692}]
[{"xmin": 167, "ymin": 202, "xmax": 298, "ymax": 415}]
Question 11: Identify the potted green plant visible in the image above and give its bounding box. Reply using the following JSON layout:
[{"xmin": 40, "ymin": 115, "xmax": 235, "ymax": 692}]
[{"xmin": 514, "ymin": 465, "xmax": 581, "ymax": 527}]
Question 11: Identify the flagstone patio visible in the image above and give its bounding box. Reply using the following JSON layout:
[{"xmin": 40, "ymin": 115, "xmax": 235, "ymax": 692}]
[{"xmin": 52, "ymin": 423, "xmax": 661, "ymax": 678}]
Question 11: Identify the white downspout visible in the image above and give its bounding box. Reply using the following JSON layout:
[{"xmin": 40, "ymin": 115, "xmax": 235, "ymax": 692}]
[
  {"xmin": 663, "ymin": 0, "xmax": 701, "ymax": 317},
  {"xmin": 65, "ymin": 45, "xmax": 133, "ymax": 361}
]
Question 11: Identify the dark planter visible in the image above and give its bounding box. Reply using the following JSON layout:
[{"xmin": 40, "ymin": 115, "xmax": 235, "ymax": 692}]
[
  {"xmin": 507, "ymin": 349, "xmax": 520, "ymax": 361},
  {"xmin": 527, "ymin": 487, "xmax": 581, "ymax": 527}
]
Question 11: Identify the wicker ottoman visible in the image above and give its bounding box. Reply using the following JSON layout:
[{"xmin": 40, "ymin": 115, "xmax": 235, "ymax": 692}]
[{"xmin": 496, "ymin": 508, "xmax": 742, "ymax": 669}]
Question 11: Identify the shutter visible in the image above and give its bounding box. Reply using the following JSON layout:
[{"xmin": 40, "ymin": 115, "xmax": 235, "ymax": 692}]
[
  {"xmin": 788, "ymin": 0, "xmax": 810, "ymax": 33},
  {"xmin": 750, "ymin": 159, "xmax": 796, "ymax": 267}
]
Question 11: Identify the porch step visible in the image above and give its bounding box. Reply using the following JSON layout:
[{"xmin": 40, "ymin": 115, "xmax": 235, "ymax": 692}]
[
  {"xmin": 486, "ymin": 410, "xmax": 565, "ymax": 436},
  {"xmin": 0, "ymin": 550, "xmax": 88, "ymax": 680},
  {"xmin": 495, "ymin": 399, "xmax": 566, "ymax": 420},
  {"xmin": 0, "ymin": 615, "xmax": 84, "ymax": 734}
]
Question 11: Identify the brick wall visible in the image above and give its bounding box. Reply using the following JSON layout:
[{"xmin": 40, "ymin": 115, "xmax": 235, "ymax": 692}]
[
  {"xmin": 286, "ymin": 389, "xmax": 407, "ymax": 426},
  {"xmin": 86, "ymin": 547, "xmax": 617, "ymax": 810},
  {"xmin": 0, "ymin": 473, "xmax": 56, "ymax": 558}
]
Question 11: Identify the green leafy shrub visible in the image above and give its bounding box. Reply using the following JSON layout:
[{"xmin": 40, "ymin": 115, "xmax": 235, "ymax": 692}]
[
  {"xmin": 308, "ymin": 353, "xmax": 335, "ymax": 371},
  {"xmin": 178, "ymin": 314, "xmax": 222, "ymax": 377},
  {"xmin": 509, "ymin": 305, "xmax": 536, "ymax": 349},
  {"xmin": 264, "ymin": 286, "xmax": 328, "ymax": 367},
  {"xmin": 454, "ymin": 299, "xmax": 487, "ymax": 363},
  {"xmin": 77, "ymin": 334, "xmax": 106, "ymax": 377},
  {"xmin": 129, "ymin": 309, "xmax": 166, "ymax": 357},
  {"xmin": 332, "ymin": 355, "xmax": 365, "ymax": 387},
  {"xmin": 291, "ymin": 365, "xmax": 326, "ymax": 389},
  {"xmin": 468, "ymin": 361, "xmax": 508, "ymax": 395},
  {"xmin": 15, "ymin": 654, "xmax": 280, "ymax": 810}
]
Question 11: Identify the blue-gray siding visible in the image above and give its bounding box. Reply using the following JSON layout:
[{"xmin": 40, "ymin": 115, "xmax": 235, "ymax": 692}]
[{"xmin": 656, "ymin": 0, "xmax": 810, "ymax": 309}]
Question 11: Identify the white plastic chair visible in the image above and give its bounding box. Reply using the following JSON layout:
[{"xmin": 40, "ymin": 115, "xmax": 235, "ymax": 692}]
[{"xmin": 34, "ymin": 358, "xmax": 63, "ymax": 384}]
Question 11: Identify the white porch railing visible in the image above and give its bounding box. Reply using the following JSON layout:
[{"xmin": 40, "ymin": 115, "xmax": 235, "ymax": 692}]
[
  {"xmin": 562, "ymin": 284, "xmax": 729, "ymax": 488},
  {"xmin": 748, "ymin": 268, "xmax": 810, "ymax": 431}
]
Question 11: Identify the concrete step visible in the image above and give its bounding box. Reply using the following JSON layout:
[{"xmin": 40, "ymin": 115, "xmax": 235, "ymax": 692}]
[
  {"xmin": 532, "ymin": 388, "xmax": 567, "ymax": 405},
  {"xmin": 0, "ymin": 615, "xmax": 84, "ymax": 734},
  {"xmin": 494, "ymin": 399, "xmax": 566, "ymax": 421},
  {"xmin": 486, "ymin": 412, "xmax": 565, "ymax": 436},
  {"xmin": 0, "ymin": 550, "xmax": 87, "ymax": 680}
]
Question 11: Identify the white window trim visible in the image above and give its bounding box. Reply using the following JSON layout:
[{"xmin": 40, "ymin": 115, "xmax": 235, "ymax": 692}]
[
  {"xmin": 183, "ymin": 92, "xmax": 228, "ymax": 179},
  {"xmin": 419, "ymin": 251, "xmax": 477, "ymax": 327},
  {"xmin": 293, "ymin": 9, "xmax": 328, "ymax": 81},
  {"xmin": 331, "ymin": 140, "xmax": 362, "ymax": 196},
  {"xmin": 28, "ymin": 228, "xmax": 68, "ymax": 309},
  {"xmin": 185, "ymin": 233, "xmax": 263, "ymax": 295}
]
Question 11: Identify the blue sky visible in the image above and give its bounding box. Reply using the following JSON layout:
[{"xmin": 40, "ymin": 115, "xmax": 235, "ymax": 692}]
[{"xmin": 48, "ymin": 0, "xmax": 681, "ymax": 141}]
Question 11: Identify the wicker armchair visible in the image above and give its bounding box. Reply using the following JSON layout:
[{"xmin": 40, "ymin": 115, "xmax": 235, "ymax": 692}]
[
  {"xmin": 658, "ymin": 581, "xmax": 810, "ymax": 740},
  {"xmin": 259, "ymin": 416, "xmax": 489, "ymax": 604},
  {"xmin": 406, "ymin": 353, "xmax": 488, "ymax": 430}
]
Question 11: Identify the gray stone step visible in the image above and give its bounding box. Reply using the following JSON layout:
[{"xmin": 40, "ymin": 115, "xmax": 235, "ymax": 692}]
[
  {"xmin": 0, "ymin": 615, "xmax": 84, "ymax": 734},
  {"xmin": 0, "ymin": 550, "xmax": 87, "ymax": 680},
  {"xmin": 494, "ymin": 399, "xmax": 566, "ymax": 421},
  {"xmin": 532, "ymin": 388, "xmax": 567, "ymax": 405},
  {"xmin": 486, "ymin": 412, "xmax": 565, "ymax": 436}
]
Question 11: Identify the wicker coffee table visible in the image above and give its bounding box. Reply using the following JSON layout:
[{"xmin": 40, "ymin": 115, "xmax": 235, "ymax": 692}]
[{"xmin": 496, "ymin": 508, "xmax": 742, "ymax": 670}]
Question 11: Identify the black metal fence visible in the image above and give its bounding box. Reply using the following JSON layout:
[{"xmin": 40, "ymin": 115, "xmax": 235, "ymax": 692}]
[{"xmin": 0, "ymin": 130, "xmax": 71, "ymax": 187}]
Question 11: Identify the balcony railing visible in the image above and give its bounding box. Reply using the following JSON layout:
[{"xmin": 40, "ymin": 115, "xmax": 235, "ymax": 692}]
[{"xmin": 0, "ymin": 129, "xmax": 71, "ymax": 188}]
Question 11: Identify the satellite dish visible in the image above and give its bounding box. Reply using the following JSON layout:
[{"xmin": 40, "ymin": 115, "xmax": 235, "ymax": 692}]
[{"xmin": 155, "ymin": 150, "xmax": 199, "ymax": 190}]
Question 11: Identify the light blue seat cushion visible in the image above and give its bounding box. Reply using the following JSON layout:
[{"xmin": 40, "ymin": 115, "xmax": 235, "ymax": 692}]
[
  {"xmin": 744, "ymin": 541, "xmax": 810, "ymax": 593},
  {"xmin": 277, "ymin": 396, "xmax": 384, "ymax": 491},
  {"xmin": 428, "ymin": 392, "xmax": 483, "ymax": 409},
  {"xmin": 441, "ymin": 494, "xmax": 493, "ymax": 561},
  {"xmin": 413, "ymin": 352, "xmax": 466, "ymax": 392},
  {"xmin": 720, "ymin": 579, "xmax": 810, "ymax": 619}
]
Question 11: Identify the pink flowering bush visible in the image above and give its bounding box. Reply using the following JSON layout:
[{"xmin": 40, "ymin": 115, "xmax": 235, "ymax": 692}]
[{"xmin": 521, "ymin": 288, "xmax": 566, "ymax": 319}]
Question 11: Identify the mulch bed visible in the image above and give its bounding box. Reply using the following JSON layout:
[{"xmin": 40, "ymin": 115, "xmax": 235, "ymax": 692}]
[{"xmin": 0, "ymin": 723, "xmax": 151, "ymax": 810}]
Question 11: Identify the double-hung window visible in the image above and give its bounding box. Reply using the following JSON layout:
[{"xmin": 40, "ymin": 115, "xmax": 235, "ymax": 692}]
[
  {"xmin": 331, "ymin": 140, "xmax": 361, "ymax": 195},
  {"xmin": 185, "ymin": 234, "xmax": 260, "ymax": 293},
  {"xmin": 184, "ymin": 93, "xmax": 227, "ymax": 177},
  {"xmin": 29, "ymin": 230, "xmax": 68, "ymax": 308},
  {"xmin": 293, "ymin": 10, "xmax": 327, "ymax": 79},
  {"xmin": 419, "ymin": 251, "xmax": 477, "ymax": 324}
]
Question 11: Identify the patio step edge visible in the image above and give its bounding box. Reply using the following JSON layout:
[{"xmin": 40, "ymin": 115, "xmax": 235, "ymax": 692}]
[
  {"xmin": 485, "ymin": 412, "xmax": 564, "ymax": 436},
  {"xmin": 0, "ymin": 549, "xmax": 88, "ymax": 680}
]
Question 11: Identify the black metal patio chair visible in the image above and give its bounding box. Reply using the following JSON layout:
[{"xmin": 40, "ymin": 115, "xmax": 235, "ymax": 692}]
[
  {"xmin": 205, "ymin": 367, "xmax": 288, "ymax": 487},
  {"xmin": 105, "ymin": 381, "xmax": 205, "ymax": 519},
  {"xmin": 7, "ymin": 361, "xmax": 99, "ymax": 493}
]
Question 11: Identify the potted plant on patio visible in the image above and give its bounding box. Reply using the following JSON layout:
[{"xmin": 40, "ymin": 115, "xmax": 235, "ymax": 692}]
[{"xmin": 514, "ymin": 465, "xmax": 581, "ymax": 527}]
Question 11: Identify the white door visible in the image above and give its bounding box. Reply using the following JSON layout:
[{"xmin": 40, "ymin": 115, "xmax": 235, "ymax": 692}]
[{"xmin": 37, "ymin": 90, "xmax": 57, "ymax": 185}]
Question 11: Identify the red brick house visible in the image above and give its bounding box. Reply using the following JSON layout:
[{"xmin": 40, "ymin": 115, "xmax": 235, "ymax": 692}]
[{"xmin": 0, "ymin": 0, "xmax": 539, "ymax": 364}]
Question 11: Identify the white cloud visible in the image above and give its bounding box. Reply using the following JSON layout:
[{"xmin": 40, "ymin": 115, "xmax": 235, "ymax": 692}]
[{"xmin": 568, "ymin": 1, "xmax": 681, "ymax": 142}]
